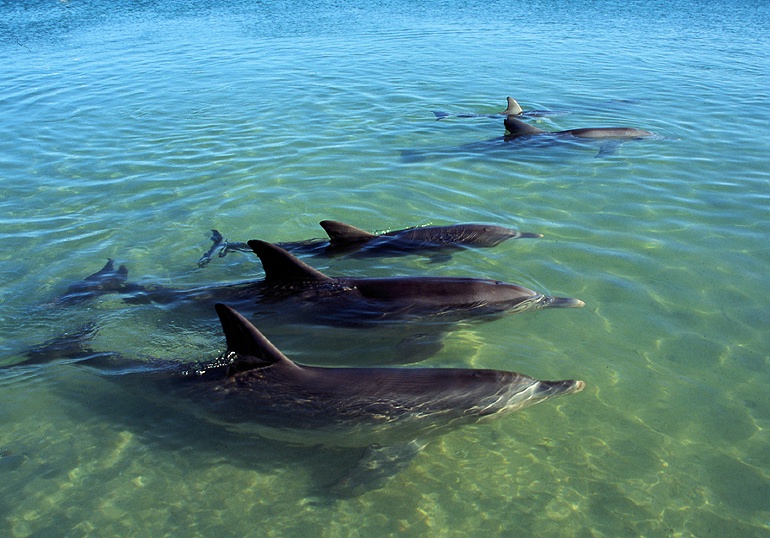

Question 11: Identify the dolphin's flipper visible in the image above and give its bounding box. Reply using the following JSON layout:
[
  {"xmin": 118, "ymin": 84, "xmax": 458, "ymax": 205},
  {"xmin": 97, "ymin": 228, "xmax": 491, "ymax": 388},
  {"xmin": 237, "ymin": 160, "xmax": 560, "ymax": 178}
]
[
  {"xmin": 426, "ymin": 252, "xmax": 453, "ymax": 265},
  {"xmin": 327, "ymin": 439, "xmax": 430, "ymax": 498},
  {"xmin": 247, "ymin": 240, "xmax": 331, "ymax": 283},
  {"xmin": 319, "ymin": 220, "xmax": 376, "ymax": 245},
  {"xmin": 395, "ymin": 333, "xmax": 445, "ymax": 364}
]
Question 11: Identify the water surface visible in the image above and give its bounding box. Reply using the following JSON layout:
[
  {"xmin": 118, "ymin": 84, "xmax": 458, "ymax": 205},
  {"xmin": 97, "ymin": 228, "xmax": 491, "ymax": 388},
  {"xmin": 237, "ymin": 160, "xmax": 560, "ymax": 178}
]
[{"xmin": 1, "ymin": 1, "xmax": 769, "ymax": 536}]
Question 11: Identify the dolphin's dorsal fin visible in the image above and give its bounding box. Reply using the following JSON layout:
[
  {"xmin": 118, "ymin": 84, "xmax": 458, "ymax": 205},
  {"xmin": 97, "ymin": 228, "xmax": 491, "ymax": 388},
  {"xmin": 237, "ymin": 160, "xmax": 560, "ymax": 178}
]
[
  {"xmin": 504, "ymin": 116, "xmax": 545, "ymax": 136},
  {"xmin": 319, "ymin": 220, "xmax": 376, "ymax": 245},
  {"xmin": 215, "ymin": 303, "xmax": 297, "ymax": 369},
  {"xmin": 501, "ymin": 96, "xmax": 523, "ymax": 116},
  {"xmin": 248, "ymin": 240, "xmax": 331, "ymax": 283}
]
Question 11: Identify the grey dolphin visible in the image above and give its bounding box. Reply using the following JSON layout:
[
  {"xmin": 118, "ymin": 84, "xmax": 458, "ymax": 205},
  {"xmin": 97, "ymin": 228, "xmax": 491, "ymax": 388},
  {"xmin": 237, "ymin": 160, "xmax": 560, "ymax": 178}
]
[
  {"xmin": 319, "ymin": 220, "xmax": 542, "ymax": 253},
  {"xmin": 504, "ymin": 115, "xmax": 654, "ymax": 140},
  {"xmin": 198, "ymin": 221, "xmax": 542, "ymax": 266},
  {"xmin": 12, "ymin": 304, "xmax": 585, "ymax": 496},
  {"xmin": 192, "ymin": 304, "xmax": 585, "ymax": 447},
  {"xmin": 237, "ymin": 240, "xmax": 584, "ymax": 325},
  {"xmin": 123, "ymin": 240, "xmax": 585, "ymax": 326},
  {"xmin": 51, "ymin": 259, "xmax": 145, "ymax": 306},
  {"xmin": 58, "ymin": 245, "xmax": 583, "ymax": 364}
]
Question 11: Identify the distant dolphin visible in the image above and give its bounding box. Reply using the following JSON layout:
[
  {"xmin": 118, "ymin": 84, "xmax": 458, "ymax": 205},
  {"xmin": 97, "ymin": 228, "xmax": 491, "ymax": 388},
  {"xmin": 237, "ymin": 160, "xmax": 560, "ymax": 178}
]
[
  {"xmin": 432, "ymin": 96, "xmax": 564, "ymax": 121},
  {"xmin": 503, "ymin": 115, "xmax": 654, "ymax": 141},
  {"xmin": 19, "ymin": 303, "xmax": 584, "ymax": 496},
  {"xmin": 245, "ymin": 240, "xmax": 584, "ymax": 324},
  {"xmin": 51, "ymin": 259, "xmax": 144, "ymax": 306},
  {"xmin": 198, "ymin": 221, "xmax": 543, "ymax": 266}
]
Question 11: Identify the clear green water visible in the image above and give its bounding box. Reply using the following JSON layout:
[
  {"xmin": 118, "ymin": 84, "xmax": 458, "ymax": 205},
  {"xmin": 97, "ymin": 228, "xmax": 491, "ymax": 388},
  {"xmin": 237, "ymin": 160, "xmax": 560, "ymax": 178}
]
[{"xmin": 1, "ymin": 1, "xmax": 769, "ymax": 536}]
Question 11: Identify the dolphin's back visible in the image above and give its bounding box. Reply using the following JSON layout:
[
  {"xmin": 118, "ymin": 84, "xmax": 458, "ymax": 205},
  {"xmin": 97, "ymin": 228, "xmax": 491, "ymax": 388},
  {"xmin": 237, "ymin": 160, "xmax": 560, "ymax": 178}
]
[
  {"xmin": 379, "ymin": 224, "xmax": 514, "ymax": 246},
  {"xmin": 320, "ymin": 220, "xmax": 376, "ymax": 245}
]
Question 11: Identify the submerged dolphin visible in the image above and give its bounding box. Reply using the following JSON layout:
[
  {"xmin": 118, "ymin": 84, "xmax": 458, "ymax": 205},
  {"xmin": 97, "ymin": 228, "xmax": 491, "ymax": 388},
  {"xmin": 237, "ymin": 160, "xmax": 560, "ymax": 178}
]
[
  {"xmin": 22, "ymin": 303, "xmax": 583, "ymax": 496},
  {"xmin": 503, "ymin": 115, "xmax": 654, "ymax": 141},
  {"xmin": 50, "ymin": 259, "xmax": 144, "ymax": 306},
  {"xmin": 198, "ymin": 220, "xmax": 542, "ymax": 266}
]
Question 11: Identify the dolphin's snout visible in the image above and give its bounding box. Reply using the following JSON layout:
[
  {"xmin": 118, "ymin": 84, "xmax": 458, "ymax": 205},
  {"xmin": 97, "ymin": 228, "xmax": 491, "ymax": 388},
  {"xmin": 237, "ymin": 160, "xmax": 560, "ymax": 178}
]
[
  {"xmin": 537, "ymin": 379, "xmax": 586, "ymax": 397},
  {"xmin": 545, "ymin": 296, "xmax": 585, "ymax": 308}
]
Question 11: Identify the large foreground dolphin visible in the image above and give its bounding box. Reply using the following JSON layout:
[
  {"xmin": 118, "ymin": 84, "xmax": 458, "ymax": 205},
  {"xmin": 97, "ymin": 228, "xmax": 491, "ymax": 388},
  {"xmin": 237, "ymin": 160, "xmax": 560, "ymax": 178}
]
[
  {"xmin": 19, "ymin": 304, "xmax": 584, "ymax": 496},
  {"xmin": 132, "ymin": 240, "xmax": 584, "ymax": 327},
  {"xmin": 198, "ymin": 220, "xmax": 542, "ymax": 266}
]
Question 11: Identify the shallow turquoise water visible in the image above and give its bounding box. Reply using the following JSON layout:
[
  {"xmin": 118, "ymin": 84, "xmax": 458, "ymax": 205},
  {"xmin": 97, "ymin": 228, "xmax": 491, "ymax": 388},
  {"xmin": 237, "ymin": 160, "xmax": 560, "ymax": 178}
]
[{"xmin": 1, "ymin": 0, "xmax": 769, "ymax": 536}]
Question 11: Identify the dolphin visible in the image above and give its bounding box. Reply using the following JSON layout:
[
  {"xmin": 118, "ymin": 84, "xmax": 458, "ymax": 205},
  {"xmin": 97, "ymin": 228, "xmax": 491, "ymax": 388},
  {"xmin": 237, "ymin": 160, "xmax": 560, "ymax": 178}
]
[
  {"xmin": 50, "ymin": 259, "xmax": 145, "ymax": 306},
  {"xmin": 198, "ymin": 221, "xmax": 543, "ymax": 266},
  {"xmin": 133, "ymin": 240, "xmax": 585, "ymax": 327},
  {"xmin": 320, "ymin": 220, "xmax": 542, "ymax": 254},
  {"xmin": 503, "ymin": 115, "xmax": 654, "ymax": 141},
  {"xmin": 19, "ymin": 303, "xmax": 584, "ymax": 496},
  {"xmin": 57, "ymin": 245, "xmax": 584, "ymax": 364},
  {"xmin": 502, "ymin": 115, "xmax": 656, "ymax": 157}
]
